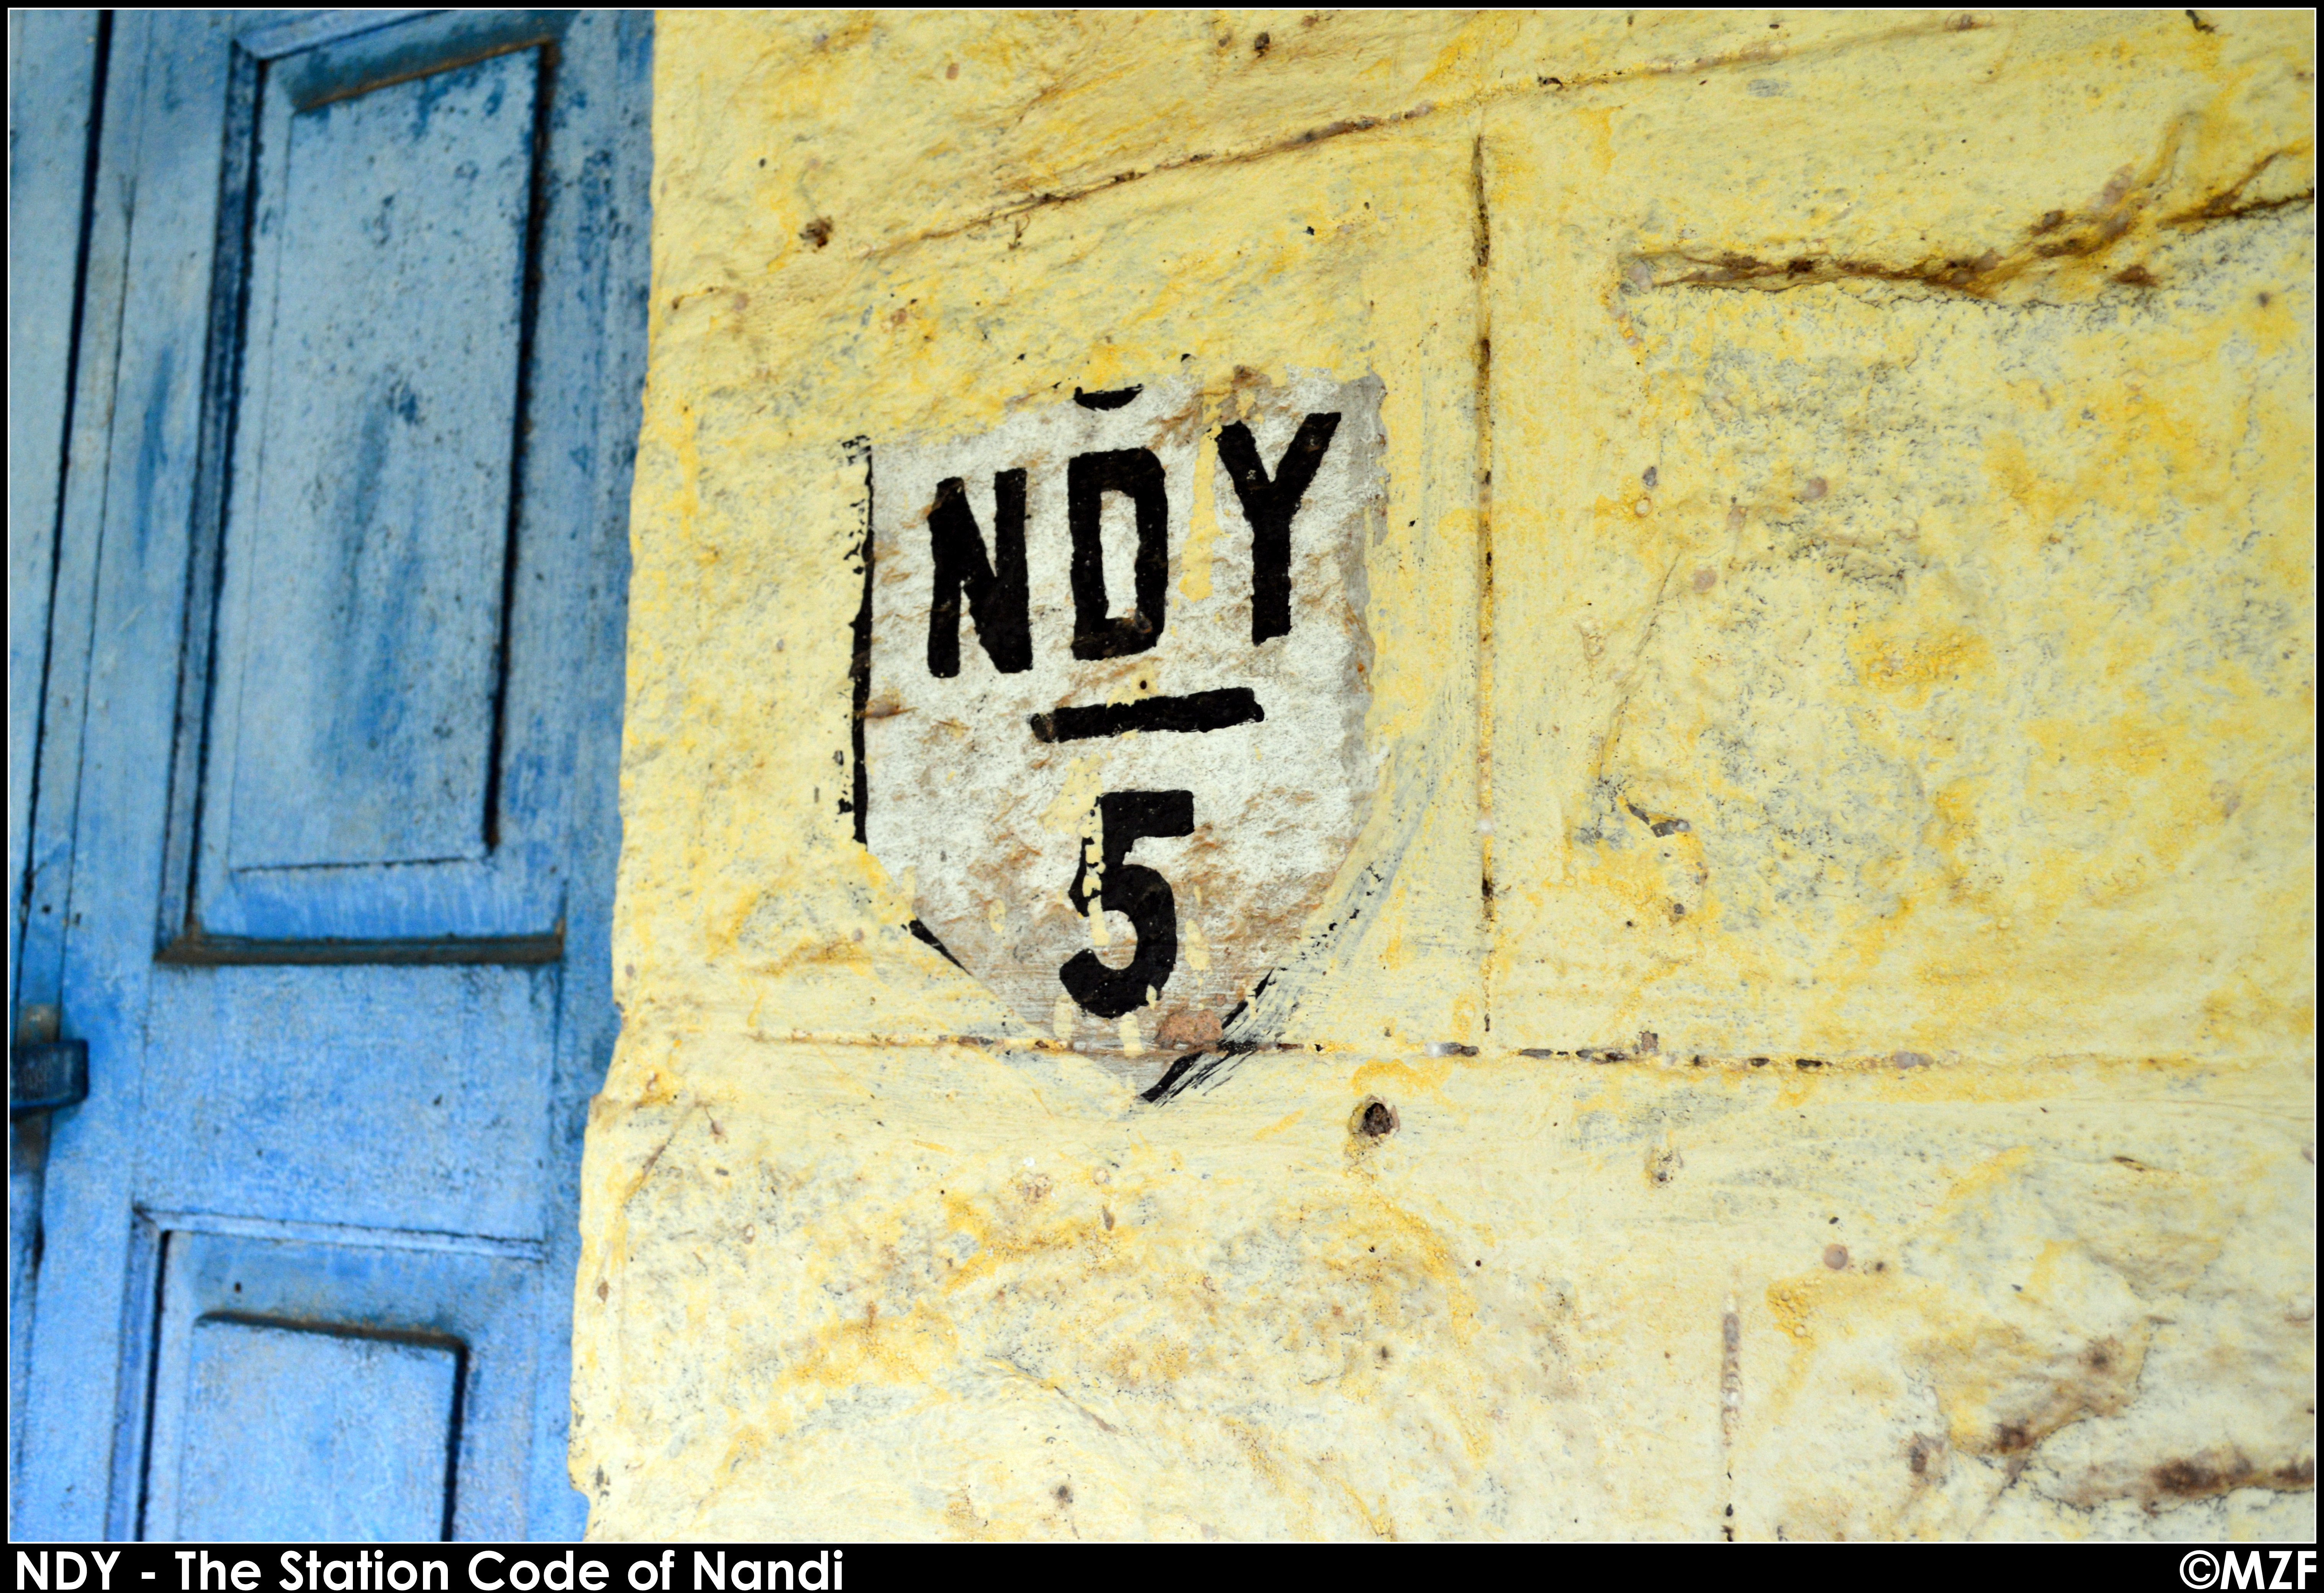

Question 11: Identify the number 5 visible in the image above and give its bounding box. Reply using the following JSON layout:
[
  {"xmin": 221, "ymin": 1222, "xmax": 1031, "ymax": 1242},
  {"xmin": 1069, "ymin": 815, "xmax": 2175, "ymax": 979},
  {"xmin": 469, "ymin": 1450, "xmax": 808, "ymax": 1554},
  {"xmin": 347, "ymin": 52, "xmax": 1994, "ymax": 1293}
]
[{"xmin": 1062, "ymin": 790, "xmax": 1194, "ymax": 1020}]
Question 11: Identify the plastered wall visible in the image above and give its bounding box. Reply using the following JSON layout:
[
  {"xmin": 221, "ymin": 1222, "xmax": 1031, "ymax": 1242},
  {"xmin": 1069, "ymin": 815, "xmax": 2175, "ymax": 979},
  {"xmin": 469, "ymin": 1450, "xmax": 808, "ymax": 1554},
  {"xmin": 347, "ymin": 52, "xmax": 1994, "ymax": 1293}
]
[{"xmin": 575, "ymin": 9, "xmax": 2316, "ymax": 1539}]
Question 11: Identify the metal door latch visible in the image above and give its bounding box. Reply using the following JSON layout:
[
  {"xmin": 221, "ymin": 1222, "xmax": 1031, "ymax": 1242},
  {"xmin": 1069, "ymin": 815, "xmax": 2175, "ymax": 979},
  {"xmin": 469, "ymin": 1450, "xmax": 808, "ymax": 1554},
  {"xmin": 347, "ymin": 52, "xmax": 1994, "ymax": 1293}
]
[{"xmin": 10, "ymin": 1003, "xmax": 87, "ymax": 1118}]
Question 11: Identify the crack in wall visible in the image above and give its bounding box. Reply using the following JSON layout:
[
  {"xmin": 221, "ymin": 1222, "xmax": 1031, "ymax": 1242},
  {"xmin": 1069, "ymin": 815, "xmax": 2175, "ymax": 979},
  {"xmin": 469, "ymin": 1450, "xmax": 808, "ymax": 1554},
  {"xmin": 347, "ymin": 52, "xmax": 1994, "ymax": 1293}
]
[
  {"xmin": 1625, "ymin": 133, "xmax": 2314, "ymax": 302},
  {"xmin": 860, "ymin": 13, "xmax": 2005, "ymax": 260},
  {"xmin": 1472, "ymin": 127, "xmax": 1497, "ymax": 1030}
]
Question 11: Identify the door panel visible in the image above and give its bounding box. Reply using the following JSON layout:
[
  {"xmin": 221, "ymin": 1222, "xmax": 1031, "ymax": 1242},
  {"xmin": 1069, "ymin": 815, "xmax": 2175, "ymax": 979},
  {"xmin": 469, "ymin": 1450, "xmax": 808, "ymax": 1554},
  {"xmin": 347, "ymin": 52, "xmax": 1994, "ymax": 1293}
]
[
  {"xmin": 12, "ymin": 8, "xmax": 649, "ymax": 1540},
  {"xmin": 220, "ymin": 44, "xmax": 540, "ymax": 877},
  {"xmin": 139, "ymin": 1223, "xmax": 542, "ymax": 1542},
  {"xmin": 176, "ymin": 1321, "xmax": 460, "ymax": 1541},
  {"xmin": 170, "ymin": 9, "xmax": 628, "ymax": 955}
]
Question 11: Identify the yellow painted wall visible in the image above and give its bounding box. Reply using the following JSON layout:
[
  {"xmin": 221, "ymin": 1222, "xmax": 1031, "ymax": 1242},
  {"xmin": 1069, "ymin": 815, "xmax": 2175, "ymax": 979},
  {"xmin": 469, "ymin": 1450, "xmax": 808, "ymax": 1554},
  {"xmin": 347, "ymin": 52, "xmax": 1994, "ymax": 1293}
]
[{"xmin": 576, "ymin": 9, "xmax": 2316, "ymax": 1539}]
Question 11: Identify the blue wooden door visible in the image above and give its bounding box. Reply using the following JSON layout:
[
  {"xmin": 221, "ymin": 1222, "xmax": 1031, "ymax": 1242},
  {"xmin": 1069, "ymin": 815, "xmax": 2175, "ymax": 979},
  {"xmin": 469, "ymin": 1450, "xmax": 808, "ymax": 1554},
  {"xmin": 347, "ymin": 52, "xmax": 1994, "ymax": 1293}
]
[{"xmin": 9, "ymin": 10, "xmax": 650, "ymax": 1540}]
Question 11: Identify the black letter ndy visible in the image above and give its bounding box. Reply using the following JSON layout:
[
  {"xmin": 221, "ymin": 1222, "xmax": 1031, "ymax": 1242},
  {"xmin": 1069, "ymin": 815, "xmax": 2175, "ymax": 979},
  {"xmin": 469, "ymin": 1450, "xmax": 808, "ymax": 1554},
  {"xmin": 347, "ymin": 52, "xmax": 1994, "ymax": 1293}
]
[
  {"xmin": 1216, "ymin": 411, "xmax": 1341, "ymax": 645},
  {"xmin": 925, "ymin": 471, "xmax": 1032, "ymax": 677}
]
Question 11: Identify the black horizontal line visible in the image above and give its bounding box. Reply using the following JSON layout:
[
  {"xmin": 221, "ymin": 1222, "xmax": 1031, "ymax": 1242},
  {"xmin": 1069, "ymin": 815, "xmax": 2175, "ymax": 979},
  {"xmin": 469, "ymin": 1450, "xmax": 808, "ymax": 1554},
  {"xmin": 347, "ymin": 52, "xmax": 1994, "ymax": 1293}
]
[{"xmin": 1029, "ymin": 687, "xmax": 1264, "ymax": 743}]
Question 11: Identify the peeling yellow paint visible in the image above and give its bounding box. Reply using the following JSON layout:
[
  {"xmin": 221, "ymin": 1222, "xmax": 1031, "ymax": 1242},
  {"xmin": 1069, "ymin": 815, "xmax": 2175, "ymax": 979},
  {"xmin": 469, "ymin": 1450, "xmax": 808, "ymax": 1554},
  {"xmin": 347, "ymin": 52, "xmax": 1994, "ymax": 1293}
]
[{"xmin": 579, "ymin": 8, "xmax": 2315, "ymax": 1542}]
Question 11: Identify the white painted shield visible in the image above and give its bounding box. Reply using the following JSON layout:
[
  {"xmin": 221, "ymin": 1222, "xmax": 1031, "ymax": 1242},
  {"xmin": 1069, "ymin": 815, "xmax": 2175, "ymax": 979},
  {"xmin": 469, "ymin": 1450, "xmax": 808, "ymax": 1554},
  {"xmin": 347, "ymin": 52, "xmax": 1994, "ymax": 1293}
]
[{"xmin": 858, "ymin": 372, "xmax": 1381, "ymax": 1081}]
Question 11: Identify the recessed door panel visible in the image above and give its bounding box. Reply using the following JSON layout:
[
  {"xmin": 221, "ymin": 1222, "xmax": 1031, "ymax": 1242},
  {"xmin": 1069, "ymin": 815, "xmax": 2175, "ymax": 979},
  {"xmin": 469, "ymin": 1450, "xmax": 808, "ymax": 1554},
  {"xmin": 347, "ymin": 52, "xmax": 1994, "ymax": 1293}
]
[
  {"xmin": 222, "ymin": 47, "xmax": 540, "ymax": 876},
  {"xmin": 170, "ymin": 11, "xmax": 613, "ymax": 955},
  {"xmin": 139, "ymin": 1225, "xmax": 539, "ymax": 1543},
  {"xmin": 177, "ymin": 1318, "xmax": 460, "ymax": 1542}
]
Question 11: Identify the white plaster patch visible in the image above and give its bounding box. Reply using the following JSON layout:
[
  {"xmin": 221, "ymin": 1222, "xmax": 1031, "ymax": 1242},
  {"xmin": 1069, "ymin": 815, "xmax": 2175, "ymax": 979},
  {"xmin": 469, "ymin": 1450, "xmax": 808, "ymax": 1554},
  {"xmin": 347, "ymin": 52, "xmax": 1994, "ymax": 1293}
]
[{"xmin": 860, "ymin": 372, "xmax": 1382, "ymax": 1082}]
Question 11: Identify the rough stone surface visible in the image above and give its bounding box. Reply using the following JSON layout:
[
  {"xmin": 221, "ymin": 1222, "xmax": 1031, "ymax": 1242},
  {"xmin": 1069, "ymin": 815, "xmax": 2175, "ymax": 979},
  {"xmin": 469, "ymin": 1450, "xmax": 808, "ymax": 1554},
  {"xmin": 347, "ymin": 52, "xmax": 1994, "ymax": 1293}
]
[{"xmin": 579, "ymin": 9, "xmax": 2315, "ymax": 1539}]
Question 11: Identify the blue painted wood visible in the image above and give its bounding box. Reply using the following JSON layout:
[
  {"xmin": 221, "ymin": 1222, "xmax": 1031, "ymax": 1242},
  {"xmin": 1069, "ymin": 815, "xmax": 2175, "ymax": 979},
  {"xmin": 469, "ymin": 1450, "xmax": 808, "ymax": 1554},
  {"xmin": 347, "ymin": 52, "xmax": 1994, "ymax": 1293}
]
[
  {"xmin": 139, "ymin": 1223, "xmax": 544, "ymax": 1541},
  {"xmin": 516, "ymin": 11, "xmax": 655, "ymax": 1534},
  {"xmin": 15, "ymin": 9, "xmax": 156, "ymax": 1022},
  {"xmin": 13, "ymin": 11, "xmax": 232, "ymax": 1539},
  {"xmin": 140, "ymin": 965, "xmax": 558, "ymax": 1238},
  {"xmin": 6, "ymin": 9, "xmax": 100, "ymax": 1002},
  {"xmin": 218, "ymin": 46, "xmax": 539, "ymax": 875},
  {"xmin": 14, "ymin": 9, "xmax": 650, "ymax": 1542},
  {"xmin": 156, "ymin": 11, "xmax": 652, "ymax": 956},
  {"xmin": 177, "ymin": 1320, "xmax": 459, "ymax": 1541},
  {"xmin": 6, "ymin": 14, "xmax": 104, "ymax": 1526}
]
